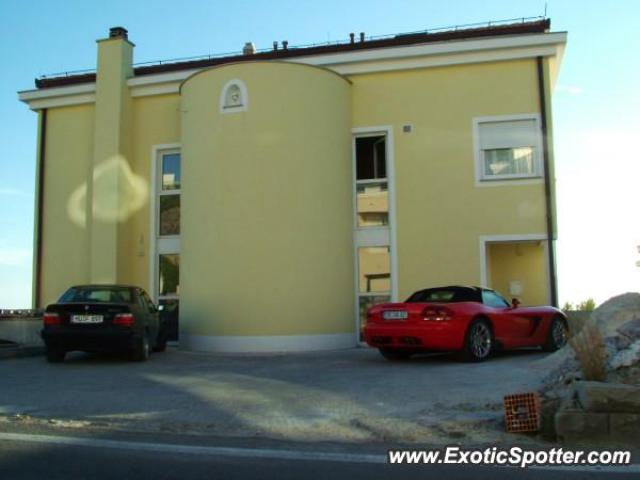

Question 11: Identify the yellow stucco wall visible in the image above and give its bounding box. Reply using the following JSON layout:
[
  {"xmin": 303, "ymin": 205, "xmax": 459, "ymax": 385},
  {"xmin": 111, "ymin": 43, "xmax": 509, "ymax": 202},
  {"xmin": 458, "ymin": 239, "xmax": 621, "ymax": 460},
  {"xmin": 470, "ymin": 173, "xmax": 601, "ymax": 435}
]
[
  {"xmin": 488, "ymin": 241, "xmax": 547, "ymax": 306},
  {"xmin": 117, "ymin": 94, "xmax": 181, "ymax": 290},
  {"xmin": 35, "ymin": 53, "xmax": 558, "ymax": 342},
  {"xmin": 40, "ymin": 105, "xmax": 94, "ymax": 305},
  {"xmin": 351, "ymin": 59, "xmax": 547, "ymax": 299},
  {"xmin": 179, "ymin": 62, "xmax": 354, "ymax": 336}
]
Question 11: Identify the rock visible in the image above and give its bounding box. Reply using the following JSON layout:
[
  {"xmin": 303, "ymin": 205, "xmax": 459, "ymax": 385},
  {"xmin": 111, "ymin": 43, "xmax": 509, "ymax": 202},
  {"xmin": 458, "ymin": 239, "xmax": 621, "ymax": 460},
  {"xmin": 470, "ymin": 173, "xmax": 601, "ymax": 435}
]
[
  {"xmin": 555, "ymin": 409, "xmax": 609, "ymax": 442},
  {"xmin": 609, "ymin": 340, "xmax": 640, "ymax": 370},
  {"xmin": 609, "ymin": 413, "xmax": 640, "ymax": 444},
  {"xmin": 575, "ymin": 381, "xmax": 640, "ymax": 413},
  {"xmin": 617, "ymin": 317, "xmax": 640, "ymax": 342},
  {"xmin": 590, "ymin": 293, "xmax": 640, "ymax": 339}
]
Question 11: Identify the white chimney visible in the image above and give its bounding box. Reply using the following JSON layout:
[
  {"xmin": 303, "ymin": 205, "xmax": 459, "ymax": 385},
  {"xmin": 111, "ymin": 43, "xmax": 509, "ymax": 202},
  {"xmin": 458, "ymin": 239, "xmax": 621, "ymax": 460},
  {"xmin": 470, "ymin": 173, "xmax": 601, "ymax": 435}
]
[{"xmin": 243, "ymin": 42, "xmax": 256, "ymax": 55}]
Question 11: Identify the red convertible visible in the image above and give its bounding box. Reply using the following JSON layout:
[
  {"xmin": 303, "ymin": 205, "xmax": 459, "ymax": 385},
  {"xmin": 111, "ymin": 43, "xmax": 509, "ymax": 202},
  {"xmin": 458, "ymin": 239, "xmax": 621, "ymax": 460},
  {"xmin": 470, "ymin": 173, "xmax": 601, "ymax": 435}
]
[{"xmin": 363, "ymin": 286, "xmax": 568, "ymax": 362}]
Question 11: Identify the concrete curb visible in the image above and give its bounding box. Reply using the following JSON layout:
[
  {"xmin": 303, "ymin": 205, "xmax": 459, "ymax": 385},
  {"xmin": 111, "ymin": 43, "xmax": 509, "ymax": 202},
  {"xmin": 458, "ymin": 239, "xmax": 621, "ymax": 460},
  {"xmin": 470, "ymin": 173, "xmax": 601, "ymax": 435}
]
[{"xmin": 0, "ymin": 345, "xmax": 45, "ymax": 360}]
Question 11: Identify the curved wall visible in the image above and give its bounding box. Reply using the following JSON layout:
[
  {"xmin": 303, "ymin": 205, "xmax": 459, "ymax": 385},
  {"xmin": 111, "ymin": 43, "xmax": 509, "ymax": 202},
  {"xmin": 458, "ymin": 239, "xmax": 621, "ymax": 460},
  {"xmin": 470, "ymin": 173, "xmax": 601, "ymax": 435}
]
[{"xmin": 179, "ymin": 61, "xmax": 354, "ymax": 352}]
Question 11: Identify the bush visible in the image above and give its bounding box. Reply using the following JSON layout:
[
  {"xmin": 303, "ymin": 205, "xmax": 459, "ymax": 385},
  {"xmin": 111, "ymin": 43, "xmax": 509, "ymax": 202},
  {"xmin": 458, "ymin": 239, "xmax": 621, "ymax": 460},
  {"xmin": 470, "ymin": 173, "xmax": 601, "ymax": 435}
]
[{"xmin": 568, "ymin": 324, "xmax": 608, "ymax": 381}]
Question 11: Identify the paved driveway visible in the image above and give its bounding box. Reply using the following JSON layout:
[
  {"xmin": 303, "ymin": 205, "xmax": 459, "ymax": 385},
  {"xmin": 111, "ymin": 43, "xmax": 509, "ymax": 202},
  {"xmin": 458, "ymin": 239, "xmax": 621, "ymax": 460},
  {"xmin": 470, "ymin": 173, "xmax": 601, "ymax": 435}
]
[{"xmin": 0, "ymin": 348, "xmax": 549, "ymax": 444}]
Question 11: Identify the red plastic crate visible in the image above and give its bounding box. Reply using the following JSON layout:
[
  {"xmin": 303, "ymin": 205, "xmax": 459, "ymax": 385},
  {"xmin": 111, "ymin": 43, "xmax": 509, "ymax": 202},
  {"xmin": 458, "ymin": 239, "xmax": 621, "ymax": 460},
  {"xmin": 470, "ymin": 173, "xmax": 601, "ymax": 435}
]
[{"xmin": 504, "ymin": 392, "xmax": 541, "ymax": 433}]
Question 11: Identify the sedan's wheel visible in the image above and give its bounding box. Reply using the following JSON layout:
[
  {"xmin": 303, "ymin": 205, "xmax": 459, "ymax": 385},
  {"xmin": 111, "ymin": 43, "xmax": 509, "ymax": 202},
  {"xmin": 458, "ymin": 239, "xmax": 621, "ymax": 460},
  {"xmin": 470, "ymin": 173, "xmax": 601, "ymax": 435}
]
[
  {"xmin": 379, "ymin": 348, "xmax": 413, "ymax": 361},
  {"xmin": 462, "ymin": 319, "xmax": 493, "ymax": 362},
  {"xmin": 131, "ymin": 332, "xmax": 150, "ymax": 362},
  {"xmin": 46, "ymin": 347, "xmax": 66, "ymax": 363},
  {"xmin": 152, "ymin": 330, "xmax": 168, "ymax": 353},
  {"xmin": 543, "ymin": 317, "xmax": 568, "ymax": 352}
]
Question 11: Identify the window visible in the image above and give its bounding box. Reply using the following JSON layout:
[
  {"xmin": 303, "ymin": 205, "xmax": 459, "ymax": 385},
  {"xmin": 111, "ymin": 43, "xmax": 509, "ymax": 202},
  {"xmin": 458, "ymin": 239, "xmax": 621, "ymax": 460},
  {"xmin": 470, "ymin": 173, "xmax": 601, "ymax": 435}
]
[
  {"xmin": 355, "ymin": 136, "xmax": 389, "ymax": 227},
  {"xmin": 220, "ymin": 79, "xmax": 248, "ymax": 113},
  {"xmin": 482, "ymin": 290, "xmax": 510, "ymax": 308},
  {"xmin": 358, "ymin": 246, "xmax": 391, "ymax": 293},
  {"xmin": 158, "ymin": 151, "xmax": 181, "ymax": 236},
  {"xmin": 59, "ymin": 286, "xmax": 133, "ymax": 304},
  {"xmin": 406, "ymin": 287, "xmax": 480, "ymax": 303},
  {"xmin": 474, "ymin": 116, "xmax": 542, "ymax": 181},
  {"xmin": 159, "ymin": 254, "xmax": 180, "ymax": 296}
]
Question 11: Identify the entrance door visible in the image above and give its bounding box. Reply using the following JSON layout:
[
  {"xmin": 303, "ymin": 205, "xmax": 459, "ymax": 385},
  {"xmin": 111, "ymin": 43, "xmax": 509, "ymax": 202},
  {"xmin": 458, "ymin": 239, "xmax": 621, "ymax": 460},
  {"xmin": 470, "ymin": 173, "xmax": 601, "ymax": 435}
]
[{"xmin": 154, "ymin": 148, "xmax": 181, "ymax": 341}]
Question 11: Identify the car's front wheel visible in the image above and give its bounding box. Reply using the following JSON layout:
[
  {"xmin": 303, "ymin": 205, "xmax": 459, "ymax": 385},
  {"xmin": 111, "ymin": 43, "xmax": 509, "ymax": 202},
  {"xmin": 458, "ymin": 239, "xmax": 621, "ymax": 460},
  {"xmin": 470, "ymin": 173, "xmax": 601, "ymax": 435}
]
[
  {"xmin": 45, "ymin": 347, "xmax": 66, "ymax": 363},
  {"xmin": 462, "ymin": 319, "xmax": 493, "ymax": 362},
  {"xmin": 543, "ymin": 316, "xmax": 568, "ymax": 352},
  {"xmin": 379, "ymin": 348, "xmax": 413, "ymax": 361}
]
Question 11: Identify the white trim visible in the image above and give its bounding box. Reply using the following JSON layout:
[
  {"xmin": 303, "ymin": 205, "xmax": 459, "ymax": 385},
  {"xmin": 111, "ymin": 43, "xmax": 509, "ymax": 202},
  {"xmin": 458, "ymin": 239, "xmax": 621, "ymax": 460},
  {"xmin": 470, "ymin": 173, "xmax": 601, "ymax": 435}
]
[
  {"xmin": 478, "ymin": 233, "xmax": 550, "ymax": 304},
  {"xmin": 351, "ymin": 126, "xmax": 398, "ymax": 340},
  {"xmin": 296, "ymin": 32, "xmax": 567, "ymax": 67},
  {"xmin": 219, "ymin": 79, "xmax": 249, "ymax": 114},
  {"xmin": 180, "ymin": 333, "xmax": 357, "ymax": 353},
  {"xmin": 322, "ymin": 45, "xmax": 559, "ymax": 76},
  {"xmin": 18, "ymin": 33, "xmax": 566, "ymax": 108},
  {"xmin": 472, "ymin": 113, "xmax": 544, "ymax": 187},
  {"xmin": 149, "ymin": 143, "xmax": 181, "ymax": 302},
  {"xmin": 18, "ymin": 83, "xmax": 96, "ymax": 111}
]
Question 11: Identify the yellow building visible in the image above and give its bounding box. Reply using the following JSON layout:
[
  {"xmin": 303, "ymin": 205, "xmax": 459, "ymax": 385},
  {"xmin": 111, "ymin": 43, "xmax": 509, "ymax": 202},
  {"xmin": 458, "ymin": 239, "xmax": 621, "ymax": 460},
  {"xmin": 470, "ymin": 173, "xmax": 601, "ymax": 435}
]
[{"xmin": 18, "ymin": 19, "xmax": 566, "ymax": 352}]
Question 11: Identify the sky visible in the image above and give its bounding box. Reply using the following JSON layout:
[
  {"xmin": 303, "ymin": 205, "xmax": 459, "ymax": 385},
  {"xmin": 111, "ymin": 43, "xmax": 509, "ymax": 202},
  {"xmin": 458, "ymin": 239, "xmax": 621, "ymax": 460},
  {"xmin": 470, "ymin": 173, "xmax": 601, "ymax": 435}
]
[{"xmin": 0, "ymin": 0, "xmax": 638, "ymax": 309}]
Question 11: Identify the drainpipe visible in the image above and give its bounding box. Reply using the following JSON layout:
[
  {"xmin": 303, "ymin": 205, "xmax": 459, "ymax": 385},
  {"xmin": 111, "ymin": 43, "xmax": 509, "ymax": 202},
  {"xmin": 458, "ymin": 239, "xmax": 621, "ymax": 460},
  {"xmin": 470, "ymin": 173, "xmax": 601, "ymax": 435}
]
[
  {"xmin": 33, "ymin": 108, "xmax": 47, "ymax": 309},
  {"xmin": 536, "ymin": 56, "xmax": 558, "ymax": 307}
]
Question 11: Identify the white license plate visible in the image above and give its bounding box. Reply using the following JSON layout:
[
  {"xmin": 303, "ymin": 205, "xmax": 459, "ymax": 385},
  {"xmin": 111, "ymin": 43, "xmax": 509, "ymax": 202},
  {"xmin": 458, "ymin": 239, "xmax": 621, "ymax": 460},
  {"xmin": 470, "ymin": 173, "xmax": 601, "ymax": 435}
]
[
  {"xmin": 383, "ymin": 311, "xmax": 408, "ymax": 320},
  {"xmin": 71, "ymin": 314, "xmax": 103, "ymax": 324}
]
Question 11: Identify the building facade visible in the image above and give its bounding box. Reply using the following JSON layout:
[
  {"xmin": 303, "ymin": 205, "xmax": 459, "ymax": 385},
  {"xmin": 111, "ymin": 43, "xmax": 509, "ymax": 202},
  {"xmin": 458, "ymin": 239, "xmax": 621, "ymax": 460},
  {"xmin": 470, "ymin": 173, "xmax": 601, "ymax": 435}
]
[{"xmin": 19, "ymin": 19, "xmax": 566, "ymax": 352}]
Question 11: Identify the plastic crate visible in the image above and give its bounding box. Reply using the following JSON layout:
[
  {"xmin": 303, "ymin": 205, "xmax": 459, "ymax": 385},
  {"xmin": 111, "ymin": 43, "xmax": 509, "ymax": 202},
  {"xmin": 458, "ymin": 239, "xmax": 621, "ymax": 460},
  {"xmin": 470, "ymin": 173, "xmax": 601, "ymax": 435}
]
[{"xmin": 503, "ymin": 392, "xmax": 541, "ymax": 433}]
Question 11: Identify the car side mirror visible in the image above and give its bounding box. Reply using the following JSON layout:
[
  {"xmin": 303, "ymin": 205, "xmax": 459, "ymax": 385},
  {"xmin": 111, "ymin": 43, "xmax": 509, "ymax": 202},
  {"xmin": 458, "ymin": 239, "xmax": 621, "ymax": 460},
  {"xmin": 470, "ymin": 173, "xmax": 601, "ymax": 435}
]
[{"xmin": 511, "ymin": 298, "xmax": 520, "ymax": 308}]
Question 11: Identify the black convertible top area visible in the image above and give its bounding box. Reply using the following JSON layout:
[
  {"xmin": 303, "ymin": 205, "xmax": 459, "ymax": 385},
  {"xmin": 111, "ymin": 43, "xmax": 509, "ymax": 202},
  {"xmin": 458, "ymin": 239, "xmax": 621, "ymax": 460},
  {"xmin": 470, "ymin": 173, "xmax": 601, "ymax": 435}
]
[{"xmin": 405, "ymin": 286, "xmax": 483, "ymax": 303}]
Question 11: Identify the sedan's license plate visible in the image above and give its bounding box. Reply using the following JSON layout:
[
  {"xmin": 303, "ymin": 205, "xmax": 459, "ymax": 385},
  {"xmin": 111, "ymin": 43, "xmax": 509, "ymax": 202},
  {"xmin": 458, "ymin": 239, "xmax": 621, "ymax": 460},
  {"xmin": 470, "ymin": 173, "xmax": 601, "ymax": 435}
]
[
  {"xmin": 71, "ymin": 314, "xmax": 103, "ymax": 324},
  {"xmin": 383, "ymin": 311, "xmax": 408, "ymax": 320}
]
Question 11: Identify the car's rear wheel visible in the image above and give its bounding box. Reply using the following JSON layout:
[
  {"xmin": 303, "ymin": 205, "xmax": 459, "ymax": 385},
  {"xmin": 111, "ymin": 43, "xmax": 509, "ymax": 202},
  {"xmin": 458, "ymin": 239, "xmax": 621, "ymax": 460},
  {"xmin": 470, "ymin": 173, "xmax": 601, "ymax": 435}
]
[
  {"xmin": 45, "ymin": 347, "xmax": 66, "ymax": 363},
  {"xmin": 461, "ymin": 319, "xmax": 493, "ymax": 362},
  {"xmin": 379, "ymin": 348, "xmax": 413, "ymax": 361},
  {"xmin": 131, "ymin": 332, "xmax": 150, "ymax": 362},
  {"xmin": 543, "ymin": 316, "xmax": 568, "ymax": 352},
  {"xmin": 152, "ymin": 329, "xmax": 168, "ymax": 353}
]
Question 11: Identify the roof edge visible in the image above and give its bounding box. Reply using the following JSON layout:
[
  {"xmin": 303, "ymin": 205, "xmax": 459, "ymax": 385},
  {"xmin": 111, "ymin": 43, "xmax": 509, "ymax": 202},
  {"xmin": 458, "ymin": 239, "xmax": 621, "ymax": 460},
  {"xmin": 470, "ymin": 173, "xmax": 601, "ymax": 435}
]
[{"xmin": 34, "ymin": 19, "xmax": 551, "ymax": 89}]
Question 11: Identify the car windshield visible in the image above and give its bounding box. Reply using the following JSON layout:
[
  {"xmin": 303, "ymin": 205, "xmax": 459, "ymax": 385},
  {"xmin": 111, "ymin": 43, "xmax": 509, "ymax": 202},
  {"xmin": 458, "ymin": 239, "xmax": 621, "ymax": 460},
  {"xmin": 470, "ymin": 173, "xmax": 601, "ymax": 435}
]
[
  {"xmin": 405, "ymin": 287, "xmax": 479, "ymax": 303},
  {"xmin": 59, "ymin": 287, "xmax": 133, "ymax": 304}
]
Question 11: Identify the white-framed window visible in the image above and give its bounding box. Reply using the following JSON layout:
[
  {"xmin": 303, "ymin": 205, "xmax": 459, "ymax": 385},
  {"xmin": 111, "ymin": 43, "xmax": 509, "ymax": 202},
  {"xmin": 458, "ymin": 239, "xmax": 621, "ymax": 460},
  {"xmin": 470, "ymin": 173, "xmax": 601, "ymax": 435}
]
[
  {"xmin": 473, "ymin": 114, "xmax": 543, "ymax": 182},
  {"xmin": 352, "ymin": 128, "xmax": 397, "ymax": 342},
  {"xmin": 354, "ymin": 135, "xmax": 389, "ymax": 228},
  {"xmin": 219, "ymin": 79, "xmax": 248, "ymax": 114},
  {"xmin": 157, "ymin": 150, "xmax": 181, "ymax": 237}
]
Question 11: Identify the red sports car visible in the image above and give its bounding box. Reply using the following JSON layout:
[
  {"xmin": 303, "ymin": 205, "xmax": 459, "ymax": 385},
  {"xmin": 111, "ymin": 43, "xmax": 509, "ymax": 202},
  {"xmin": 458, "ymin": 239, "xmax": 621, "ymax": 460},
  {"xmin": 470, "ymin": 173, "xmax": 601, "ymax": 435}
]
[{"xmin": 363, "ymin": 286, "xmax": 568, "ymax": 362}]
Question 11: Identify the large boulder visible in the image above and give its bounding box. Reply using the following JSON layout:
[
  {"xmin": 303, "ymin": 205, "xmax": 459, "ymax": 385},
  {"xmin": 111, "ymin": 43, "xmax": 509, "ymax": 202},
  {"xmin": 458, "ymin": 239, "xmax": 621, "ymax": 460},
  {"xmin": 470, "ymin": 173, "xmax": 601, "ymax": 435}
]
[{"xmin": 537, "ymin": 293, "xmax": 640, "ymax": 394}]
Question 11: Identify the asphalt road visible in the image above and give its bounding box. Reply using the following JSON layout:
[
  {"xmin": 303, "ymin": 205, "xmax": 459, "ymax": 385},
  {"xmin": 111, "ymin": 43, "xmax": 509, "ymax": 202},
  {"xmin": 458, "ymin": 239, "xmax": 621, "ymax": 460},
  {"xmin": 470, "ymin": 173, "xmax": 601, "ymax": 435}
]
[
  {"xmin": 0, "ymin": 427, "xmax": 637, "ymax": 480},
  {"xmin": 0, "ymin": 347, "xmax": 552, "ymax": 444},
  {"xmin": 0, "ymin": 425, "xmax": 640, "ymax": 480}
]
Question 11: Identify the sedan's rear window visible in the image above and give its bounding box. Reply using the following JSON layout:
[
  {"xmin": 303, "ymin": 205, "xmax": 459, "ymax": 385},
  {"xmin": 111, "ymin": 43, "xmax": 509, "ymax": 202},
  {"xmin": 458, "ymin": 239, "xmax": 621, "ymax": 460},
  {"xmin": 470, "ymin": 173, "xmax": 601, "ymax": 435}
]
[
  {"xmin": 59, "ymin": 287, "xmax": 133, "ymax": 304},
  {"xmin": 406, "ymin": 287, "xmax": 479, "ymax": 303}
]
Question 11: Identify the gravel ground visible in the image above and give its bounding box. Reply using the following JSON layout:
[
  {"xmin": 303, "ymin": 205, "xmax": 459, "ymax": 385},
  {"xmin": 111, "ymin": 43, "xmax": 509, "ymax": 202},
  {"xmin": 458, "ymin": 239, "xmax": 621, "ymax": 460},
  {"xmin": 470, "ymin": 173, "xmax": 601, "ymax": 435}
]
[{"xmin": 0, "ymin": 347, "xmax": 550, "ymax": 444}]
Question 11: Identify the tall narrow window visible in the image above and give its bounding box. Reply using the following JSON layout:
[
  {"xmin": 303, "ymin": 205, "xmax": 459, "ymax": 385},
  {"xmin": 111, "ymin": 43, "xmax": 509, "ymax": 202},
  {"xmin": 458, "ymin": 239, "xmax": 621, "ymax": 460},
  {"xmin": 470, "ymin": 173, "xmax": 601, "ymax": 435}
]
[
  {"xmin": 355, "ymin": 136, "xmax": 389, "ymax": 227},
  {"xmin": 353, "ymin": 132, "xmax": 394, "ymax": 341},
  {"xmin": 155, "ymin": 148, "xmax": 182, "ymax": 341}
]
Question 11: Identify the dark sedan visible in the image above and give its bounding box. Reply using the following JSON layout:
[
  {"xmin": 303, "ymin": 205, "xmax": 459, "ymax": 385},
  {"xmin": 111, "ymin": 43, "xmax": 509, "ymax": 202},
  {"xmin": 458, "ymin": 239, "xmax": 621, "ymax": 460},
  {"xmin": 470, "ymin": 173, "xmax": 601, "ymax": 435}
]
[{"xmin": 42, "ymin": 285, "xmax": 168, "ymax": 363}]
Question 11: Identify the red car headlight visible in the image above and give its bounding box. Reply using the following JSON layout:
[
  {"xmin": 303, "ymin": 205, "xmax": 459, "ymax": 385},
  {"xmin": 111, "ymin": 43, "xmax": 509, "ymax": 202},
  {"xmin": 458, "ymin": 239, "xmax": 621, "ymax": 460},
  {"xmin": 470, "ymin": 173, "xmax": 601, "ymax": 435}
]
[{"xmin": 422, "ymin": 307, "xmax": 453, "ymax": 321}]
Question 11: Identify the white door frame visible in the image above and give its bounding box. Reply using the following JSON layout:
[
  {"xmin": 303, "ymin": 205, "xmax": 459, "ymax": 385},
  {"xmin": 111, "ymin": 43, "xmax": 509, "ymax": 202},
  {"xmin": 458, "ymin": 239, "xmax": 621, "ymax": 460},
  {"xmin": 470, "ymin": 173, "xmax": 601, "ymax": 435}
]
[
  {"xmin": 149, "ymin": 143, "xmax": 181, "ymax": 302},
  {"xmin": 351, "ymin": 126, "xmax": 399, "ymax": 338}
]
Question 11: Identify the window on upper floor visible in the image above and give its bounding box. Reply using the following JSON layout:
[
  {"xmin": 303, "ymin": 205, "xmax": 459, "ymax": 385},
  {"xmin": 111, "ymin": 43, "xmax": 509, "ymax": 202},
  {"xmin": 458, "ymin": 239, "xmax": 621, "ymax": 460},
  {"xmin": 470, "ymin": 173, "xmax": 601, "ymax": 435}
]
[{"xmin": 473, "ymin": 115, "xmax": 542, "ymax": 182}]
